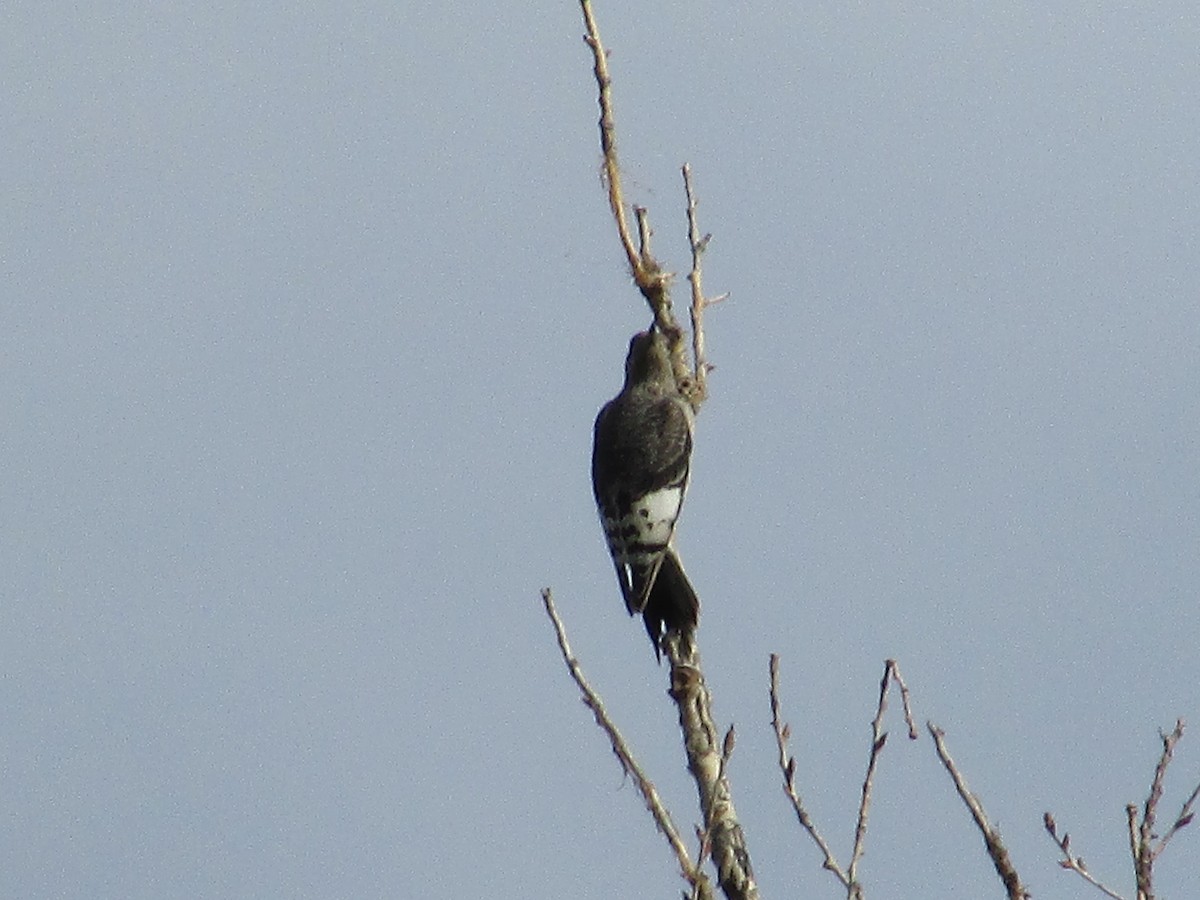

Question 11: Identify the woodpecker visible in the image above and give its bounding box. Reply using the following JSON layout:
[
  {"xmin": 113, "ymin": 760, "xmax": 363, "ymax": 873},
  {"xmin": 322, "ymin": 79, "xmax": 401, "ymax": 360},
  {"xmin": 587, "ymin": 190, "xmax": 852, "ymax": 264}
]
[{"xmin": 592, "ymin": 329, "xmax": 699, "ymax": 656}]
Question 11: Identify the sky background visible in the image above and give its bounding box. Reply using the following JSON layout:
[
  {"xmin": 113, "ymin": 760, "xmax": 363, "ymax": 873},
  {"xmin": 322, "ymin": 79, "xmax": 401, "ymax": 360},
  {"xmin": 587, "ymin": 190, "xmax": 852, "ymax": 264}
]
[{"xmin": 3, "ymin": 1, "xmax": 1199, "ymax": 897}]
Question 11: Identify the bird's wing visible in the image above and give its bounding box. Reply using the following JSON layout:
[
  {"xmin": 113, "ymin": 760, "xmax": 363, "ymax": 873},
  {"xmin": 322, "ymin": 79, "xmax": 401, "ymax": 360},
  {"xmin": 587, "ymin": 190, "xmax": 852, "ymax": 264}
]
[{"xmin": 593, "ymin": 392, "xmax": 693, "ymax": 614}]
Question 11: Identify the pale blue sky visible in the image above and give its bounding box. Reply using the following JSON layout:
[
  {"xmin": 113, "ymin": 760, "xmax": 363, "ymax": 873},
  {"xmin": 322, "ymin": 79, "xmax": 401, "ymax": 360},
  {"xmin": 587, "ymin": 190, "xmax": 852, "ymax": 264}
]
[{"xmin": 3, "ymin": 2, "xmax": 1198, "ymax": 897}]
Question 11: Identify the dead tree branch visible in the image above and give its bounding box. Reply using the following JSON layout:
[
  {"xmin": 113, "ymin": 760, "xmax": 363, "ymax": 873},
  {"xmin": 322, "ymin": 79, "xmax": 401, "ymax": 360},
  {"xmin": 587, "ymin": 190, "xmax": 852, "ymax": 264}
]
[
  {"xmin": 572, "ymin": 3, "xmax": 746, "ymax": 895},
  {"xmin": 578, "ymin": 0, "xmax": 642, "ymax": 284},
  {"xmin": 579, "ymin": 0, "xmax": 721, "ymax": 407},
  {"xmin": 1045, "ymin": 720, "xmax": 1198, "ymax": 900},
  {"xmin": 681, "ymin": 164, "xmax": 722, "ymax": 407},
  {"xmin": 1128, "ymin": 719, "xmax": 1196, "ymax": 900},
  {"xmin": 769, "ymin": 654, "xmax": 856, "ymax": 895},
  {"xmin": 579, "ymin": 0, "xmax": 671, "ymax": 311},
  {"xmin": 1043, "ymin": 813, "xmax": 1127, "ymax": 900},
  {"xmin": 770, "ymin": 657, "xmax": 917, "ymax": 898},
  {"xmin": 847, "ymin": 660, "xmax": 918, "ymax": 888},
  {"xmin": 667, "ymin": 634, "xmax": 758, "ymax": 900},
  {"xmin": 928, "ymin": 722, "xmax": 1030, "ymax": 900},
  {"xmin": 541, "ymin": 589, "xmax": 714, "ymax": 899}
]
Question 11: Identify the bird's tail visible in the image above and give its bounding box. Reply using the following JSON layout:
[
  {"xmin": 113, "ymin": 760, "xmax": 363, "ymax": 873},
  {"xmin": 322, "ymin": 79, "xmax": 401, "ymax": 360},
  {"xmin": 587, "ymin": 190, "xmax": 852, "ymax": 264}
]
[{"xmin": 642, "ymin": 548, "xmax": 700, "ymax": 661}]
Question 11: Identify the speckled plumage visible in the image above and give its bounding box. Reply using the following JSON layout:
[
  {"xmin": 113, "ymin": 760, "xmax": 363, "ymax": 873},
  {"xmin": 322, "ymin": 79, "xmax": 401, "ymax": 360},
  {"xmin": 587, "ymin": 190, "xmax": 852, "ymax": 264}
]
[{"xmin": 592, "ymin": 330, "xmax": 699, "ymax": 655}]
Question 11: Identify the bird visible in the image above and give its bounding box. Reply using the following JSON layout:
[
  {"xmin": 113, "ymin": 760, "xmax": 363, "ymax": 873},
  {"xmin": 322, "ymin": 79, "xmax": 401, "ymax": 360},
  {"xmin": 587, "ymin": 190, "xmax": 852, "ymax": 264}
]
[{"xmin": 592, "ymin": 328, "xmax": 700, "ymax": 657}]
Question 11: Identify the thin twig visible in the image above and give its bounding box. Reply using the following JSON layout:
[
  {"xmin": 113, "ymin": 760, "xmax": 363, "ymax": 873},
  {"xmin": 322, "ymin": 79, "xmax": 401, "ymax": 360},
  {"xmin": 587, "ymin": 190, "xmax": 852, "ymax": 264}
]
[
  {"xmin": 681, "ymin": 163, "xmax": 710, "ymax": 406},
  {"xmin": 928, "ymin": 722, "xmax": 1030, "ymax": 900},
  {"xmin": 1155, "ymin": 778, "xmax": 1199, "ymax": 856},
  {"xmin": 634, "ymin": 205, "xmax": 654, "ymax": 264},
  {"xmin": 768, "ymin": 654, "xmax": 855, "ymax": 894},
  {"xmin": 1126, "ymin": 804, "xmax": 1142, "ymax": 900},
  {"xmin": 846, "ymin": 667, "xmax": 888, "ymax": 887},
  {"xmin": 541, "ymin": 589, "xmax": 711, "ymax": 898},
  {"xmin": 1043, "ymin": 812, "xmax": 1127, "ymax": 900},
  {"xmin": 887, "ymin": 660, "xmax": 919, "ymax": 740}
]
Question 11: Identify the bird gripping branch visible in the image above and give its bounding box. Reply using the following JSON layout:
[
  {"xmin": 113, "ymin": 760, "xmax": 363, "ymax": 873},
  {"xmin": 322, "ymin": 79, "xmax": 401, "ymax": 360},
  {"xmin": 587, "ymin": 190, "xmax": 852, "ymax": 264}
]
[{"xmin": 592, "ymin": 329, "xmax": 700, "ymax": 658}]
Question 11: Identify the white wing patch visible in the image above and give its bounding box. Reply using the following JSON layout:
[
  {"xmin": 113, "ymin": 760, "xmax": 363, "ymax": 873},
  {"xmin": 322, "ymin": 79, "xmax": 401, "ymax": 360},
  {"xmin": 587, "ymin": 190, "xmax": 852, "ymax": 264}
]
[
  {"xmin": 630, "ymin": 486, "xmax": 683, "ymax": 546},
  {"xmin": 599, "ymin": 484, "xmax": 688, "ymax": 613}
]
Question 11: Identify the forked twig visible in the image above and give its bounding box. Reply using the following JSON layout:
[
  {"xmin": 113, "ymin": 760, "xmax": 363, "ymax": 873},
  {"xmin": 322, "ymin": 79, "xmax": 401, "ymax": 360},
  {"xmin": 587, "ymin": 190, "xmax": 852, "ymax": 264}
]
[
  {"xmin": 1046, "ymin": 720, "xmax": 1198, "ymax": 900},
  {"xmin": 770, "ymin": 656, "xmax": 917, "ymax": 898},
  {"xmin": 1129, "ymin": 719, "xmax": 1197, "ymax": 900},
  {"xmin": 1043, "ymin": 812, "xmax": 1126, "ymax": 900},
  {"xmin": 847, "ymin": 660, "xmax": 918, "ymax": 887},
  {"xmin": 579, "ymin": 0, "xmax": 718, "ymax": 405}
]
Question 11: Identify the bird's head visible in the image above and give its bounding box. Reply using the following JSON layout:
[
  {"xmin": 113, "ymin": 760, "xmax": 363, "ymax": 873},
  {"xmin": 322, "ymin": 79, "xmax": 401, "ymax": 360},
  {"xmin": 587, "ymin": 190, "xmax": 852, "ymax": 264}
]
[{"xmin": 623, "ymin": 328, "xmax": 674, "ymax": 389}]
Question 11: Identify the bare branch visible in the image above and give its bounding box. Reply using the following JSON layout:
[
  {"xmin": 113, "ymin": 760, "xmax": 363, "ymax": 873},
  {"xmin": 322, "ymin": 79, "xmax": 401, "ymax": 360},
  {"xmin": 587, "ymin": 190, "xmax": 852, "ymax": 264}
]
[
  {"xmin": 1128, "ymin": 719, "xmax": 1194, "ymax": 900},
  {"xmin": 1126, "ymin": 804, "xmax": 1142, "ymax": 900},
  {"xmin": 666, "ymin": 634, "xmax": 758, "ymax": 900},
  {"xmin": 928, "ymin": 722, "xmax": 1030, "ymax": 900},
  {"xmin": 770, "ymin": 657, "xmax": 919, "ymax": 898},
  {"xmin": 541, "ymin": 589, "xmax": 712, "ymax": 898},
  {"xmin": 1134, "ymin": 722, "xmax": 1179, "ymax": 896},
  {"xmin": 692, "ymin": 725, "xmax": 739, "ymax": 889},
  {"xmin": 887, "ymin": 659, "xmax": 919, "ymax": 741},
  {"xmin": 573, "ymin": 8, "xmax": 740, "ymax": 897},
  {"xmin": 633, "ymin": 205, "xmax": 654, "ymax": 264},
  {"xmin": 848, "ymin": 661, "xmax": 915, "ymax": 887},
  {"xmin": 1156, "ymin": 778, "xmax": 1199, "ymax": 856},
  {"xmin": 1043, "ymin": 811, "xmax": 1127, "ymax": 900},
  {"xmin": 578, "ymin": 1, "xmax": 639, "ymax": 279},
  {"xmin": 768, "ymin": 654, "xmax": 855, "ymax": 895},
  {"xmin": 681, "ymin": 163, "xmax": 711, "ymax": 406},
  {"xmin": 578, "ymin": 0, "xmax": 721, "ymax": 427},
  {"xmin": 578, "ymin": 0, "xmax": 671, "ymax": 303}
]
